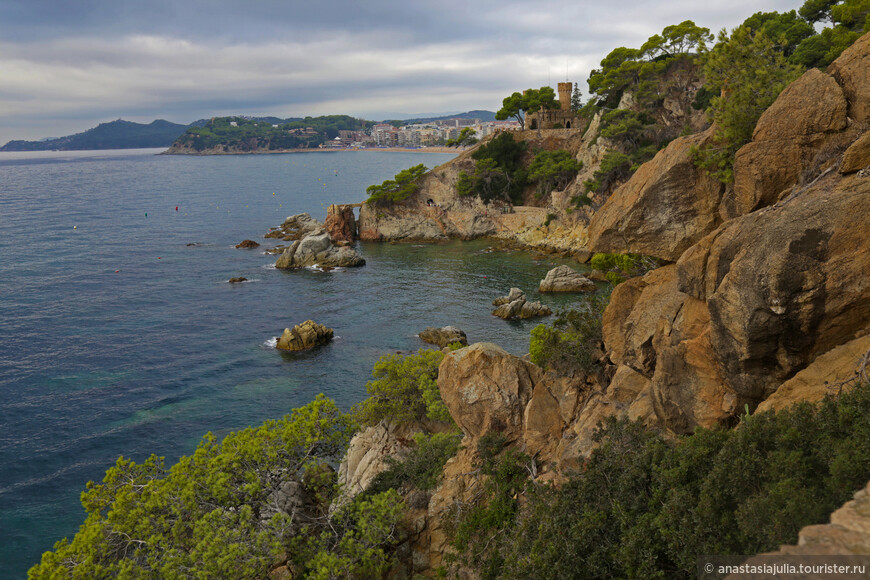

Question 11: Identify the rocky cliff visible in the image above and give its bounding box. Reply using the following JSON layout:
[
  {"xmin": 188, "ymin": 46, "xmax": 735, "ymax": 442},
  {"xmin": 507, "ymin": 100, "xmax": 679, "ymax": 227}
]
[
  {"xmin": 355, "ymin": 129, "xmax": 612, "ymax": 256},
  {"xmin": 338, "ymin": 32, "xmax": 870, "ymax": 578}
]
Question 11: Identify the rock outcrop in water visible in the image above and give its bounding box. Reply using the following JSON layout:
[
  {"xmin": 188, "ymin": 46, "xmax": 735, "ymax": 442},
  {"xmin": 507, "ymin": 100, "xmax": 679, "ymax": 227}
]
[
  {"xmin": 491, "ymin": 288, "xmax": 552, "ymax": 319},
  {"xmin": 274, "ymin": 228, "xmax": 365, "ymax": 269},
  {"xmin": 538, "ymin": 265, "xmax": 596, "ymax": 293},
  {"xmin": 418, "ymin": 326, "xmax": 468, "ymax": 348},
  {"xmin": 266, "ymin": 213, "xmax": 323, "ymax": 241},
  {"xmin": 323, "ymin": 204, "xmax": 359, "ymax": 244},
  {"xmin": 276, "ymin": 320, "xmax": 334, "ymax": 351}
]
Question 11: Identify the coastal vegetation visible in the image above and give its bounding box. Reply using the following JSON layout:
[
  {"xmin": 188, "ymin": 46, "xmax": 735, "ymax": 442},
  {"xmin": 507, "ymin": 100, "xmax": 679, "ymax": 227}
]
[
  {"xmin": 529, "ymin": 296, "xmax": 608, "ymax": 374},
  {"xmin": 447, "ymin": 382, "xmax": 870, "ymax": 579},
  {"xmin": 589, "ymin": 252, "xmax": 659, "ymax": 285},
  {"xmin": 364, "ymin": 431, "xmax": 463, "ymax": 496},
  {"xmin": 173, "ymin": 115, "xmax": 372, "ymax": 152},
  {"xmin": 446, "ymin": 127, "xmax": 478, "ymax": 148},
  {"xmin": 456, "ymin": 132, "xmax": 529, "ymax": 203},
  {"xmin": 691, "ymin": 25, "xmax": 803, "ymax": 182},
  {"xmin": 365, "ymin": 164, "xmax": 428, "ymax": 204},
  {"xmin": 528, "ymin": 149, "xmax": 583, "ymax": 198},
  {"xmin": 27, "ymin": 395, "xmax": 407, "ymax": 579},
  {"xmin": 352, "ymin": 349, "xmax": 451, "ymax": 426},
  {"xmin": 26, "ymin": 0, "xmax": 870, "ymax": 577}
]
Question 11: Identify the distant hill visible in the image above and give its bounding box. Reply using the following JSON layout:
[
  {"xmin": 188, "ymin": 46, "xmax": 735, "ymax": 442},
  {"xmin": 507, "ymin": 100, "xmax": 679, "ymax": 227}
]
[
  {"xmin": 0, "ymin": 119, "xmax": 191, "ymax": 151},
  {"xmin": 382, "ymin": 110, "xmax": 497, "ymax": 125},
  {"xmin": 165, "ymin": 115, "xmax": 374, "ymax": 154}
]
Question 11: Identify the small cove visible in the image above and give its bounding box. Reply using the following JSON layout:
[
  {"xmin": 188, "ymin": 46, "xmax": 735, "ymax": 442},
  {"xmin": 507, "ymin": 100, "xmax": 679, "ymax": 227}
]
[{"xmin": 0, "ymin": 148, "xmax": 599, "ymax": 576}]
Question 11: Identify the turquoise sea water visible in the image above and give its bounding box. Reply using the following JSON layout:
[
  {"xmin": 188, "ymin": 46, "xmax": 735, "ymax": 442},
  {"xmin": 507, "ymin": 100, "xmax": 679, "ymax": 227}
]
[{"xmin": 0, "ymin": 148, "xmax": 592, "ymax": 577}]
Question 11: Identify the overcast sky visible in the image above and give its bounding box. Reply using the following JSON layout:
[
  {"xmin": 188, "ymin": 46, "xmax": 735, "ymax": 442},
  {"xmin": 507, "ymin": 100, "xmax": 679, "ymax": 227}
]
[{"xmin": 0, "ymin": 0, "xmax": 801, "ymax": 143}]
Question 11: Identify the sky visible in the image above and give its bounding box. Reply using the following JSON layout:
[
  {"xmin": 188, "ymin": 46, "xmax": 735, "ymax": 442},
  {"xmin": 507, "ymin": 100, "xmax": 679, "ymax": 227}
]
[{"xmin": 0, "ymin": 0, "xmax": 802, "ymax": 144}]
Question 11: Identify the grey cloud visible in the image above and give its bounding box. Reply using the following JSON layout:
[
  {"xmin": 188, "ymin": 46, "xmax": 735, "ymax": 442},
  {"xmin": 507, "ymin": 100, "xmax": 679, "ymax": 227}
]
[{"xmin": 0, "ymin": 0, "xmax": 808, "ymax": 143}]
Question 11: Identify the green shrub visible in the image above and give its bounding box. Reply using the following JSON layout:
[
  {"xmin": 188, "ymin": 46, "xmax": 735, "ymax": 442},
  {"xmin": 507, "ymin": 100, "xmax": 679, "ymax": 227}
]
[
  {"xmin": 588, "ymin": 150, "xmax": 632, "ymax": 193},
  {"xmin": 693, "ymin": 26, "xmax": 802, "ymax": 183},
  {"xmin": 365, "ymin": 431, "xmax": 463, "ymax": 495},
  {"xmin": 590, "ymin": 252, "xmax": 659, "ymax": 284},
  {"xmin": 29, "ymin": 396, "xmax": 367, "ymax": 579},
  {"xmin": 528, "ymin": 149, "xmax": 583, "ymax": 197},
  {"xmin": 456, "ymin": 170, "xmax": 475, "ymax": 197},
  {"xmin": 529, "ymin": 296, "xmax": 609, "ymax": 374},
  {"xmin": 460, "ymin": 132, "xmax": 529, "ymax": 203},
  {"xmin": 492, "ymin": 381, "xmax": 870, "ymax": 579},
  {"xmin": 570, "ymin": 193, "xmax": 593, "ymax": 207},
  {"xmin": 353, "ymin": 349, "xmax": 451, "ymax": 426},
  {"xmin": 448, "ymin": 434, "xmax": 532, "ymax": 579},
  {"xmin": 289, "ymin": 489, "xmax": 405, "ymax": 579}
]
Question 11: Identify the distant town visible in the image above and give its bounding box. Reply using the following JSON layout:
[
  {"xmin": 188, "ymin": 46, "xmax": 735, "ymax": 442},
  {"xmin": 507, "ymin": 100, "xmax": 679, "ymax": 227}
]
[{"xmin": 327, "ymin": 118, "xmax": 521, "ymax": 149}]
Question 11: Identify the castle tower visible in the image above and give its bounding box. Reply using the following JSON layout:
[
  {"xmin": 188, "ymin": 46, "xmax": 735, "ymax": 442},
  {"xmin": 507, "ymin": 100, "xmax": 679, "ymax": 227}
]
[{"xmin": 558, "ymin": 82, "xmax": 573, "ymax": 111}]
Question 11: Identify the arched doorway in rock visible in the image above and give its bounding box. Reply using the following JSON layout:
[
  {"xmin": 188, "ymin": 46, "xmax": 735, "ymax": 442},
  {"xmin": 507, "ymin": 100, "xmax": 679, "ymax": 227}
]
[
  {"xmin": 566, "ymin": 121, "xmax": 572, "ymax": 129},
  {"xmin": 530, "ymin": 119, "xmax": 538, "ymax": 130}
]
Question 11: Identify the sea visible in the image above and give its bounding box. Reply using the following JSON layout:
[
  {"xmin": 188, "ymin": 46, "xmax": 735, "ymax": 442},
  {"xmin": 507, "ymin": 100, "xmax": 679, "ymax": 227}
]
[{"xmin": 0, "ymin": 148, "xmax": 591, "ymax": 577}]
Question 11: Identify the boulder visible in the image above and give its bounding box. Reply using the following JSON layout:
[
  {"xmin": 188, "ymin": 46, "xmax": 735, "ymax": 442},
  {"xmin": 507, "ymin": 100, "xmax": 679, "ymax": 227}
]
[
  {"xmin": 324, "ymin": 204, "xmax": 357, "ymax": 244},
  {"xmin": 235, "ymin": 239, "xmax": 260, "ymax": 249},
  {"xmin": 266, "ymin": 213, "xmax": 323, "ymax": 240},
  {"xmin": 438, "ymin": 343, "xmax": 543, "ymax": 441},
  {"xmin": 601, "ymin": 265, "xmax": 738, "ymax": 434},
  {"xmin": 828, "ymin": 31, "xmax": 870, "ymax": 124},
  {"xmin": 553, "ymin": 366, "xmax": 654, "ymax": 469},
  {"xmin": 228, "ymin": 277, "xmax": 247, "ymax": 283},
  {"xmin": 491, "ymin": 288, "xmax": 552, "ymax": 320},
  {"xmin": 538, "ymin": 265, "xmax": 597, "ymax": 293},
  {"xmin": 337, "ymin": 420, "xmax": 430, "ymax": 500},
  {"xmin": 274, "ymin": 229, "xmax": 365, "ymax": 269},
  {"xmin": 841, "ymin": 131, "xmax": 870, "ymax": 174},
  {"xmin": 678, "ymin": 170, "xmax": 870, "ymax": 407},
  {"xmin": 649, "ymin": 297, "xmax": 738, "ymax": 434},
  {"xmin": 492, "ymin": 287, "xmax": 525, "ymax": 306},
  {"xmin": 587, "ymin": 126, "xmax": 725, "ymax": 262},
  {"xmin": 602, "ymin": 265, "xmax": 684, "ymax": 377},
  {"xmin": 733, "ymin": 68, "xmax": 848, "ymax": 215},
  {"xmin": 418, "ymin": 326, "xmax": 468, "ymax": 348},
  {"xmin": 276, "ymin": 320, "xmax": 334, "ymax": 351},
  {"xmin": 595, "ymin": 170, "xmax": 870, "ymax": 435}
]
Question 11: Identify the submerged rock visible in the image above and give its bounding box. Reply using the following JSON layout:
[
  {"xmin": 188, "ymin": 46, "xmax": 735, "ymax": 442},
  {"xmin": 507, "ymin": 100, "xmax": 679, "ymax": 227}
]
[
  {"xmin": 276, "ymin": 320, "xmax": 334, "ymax": 351},
  {"xmin": 538, "ymin": 265, "xmax": 596, "ymax": 293},
  {"xmin": 228, "ymin": 277, "xmax": 247, "ymax": 283},
  {"xmin": 274, "ymin": 229, "xmax": 365, "ymax": 269},
  {"xmin": 418, "ymin": 326, "xmax": 468, "ymax": 348}
]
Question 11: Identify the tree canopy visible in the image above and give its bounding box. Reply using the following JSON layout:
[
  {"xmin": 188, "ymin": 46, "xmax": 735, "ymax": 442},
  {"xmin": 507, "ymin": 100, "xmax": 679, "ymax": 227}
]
[
  {"xmin": 446, "ymin": 127, "xmax": 478, "ymax": 147},
  {"xmin": 28, "ymin": 396, "xmax": 408, "ymax": 579},
  {"xmin": 527, "ymin": 149, "xmax": 583, "ymax": 197},
  {"xmin": 742, "ymin": 10, "xmax": 816, "ymax": 55},
  {"xmin": 495, "ymin": 87, "xmax": 559, "ymax": 130},
  {"xmin": 587, "ymin": 21, "xmax": 712, "ymax": 107},
  {"xmin": 693, "ymin": 25, "xmax": 803, "ymax": 182},
  {"xmin": 365, "ymin": 164, "xmax": 428, "ymax": 204}
]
